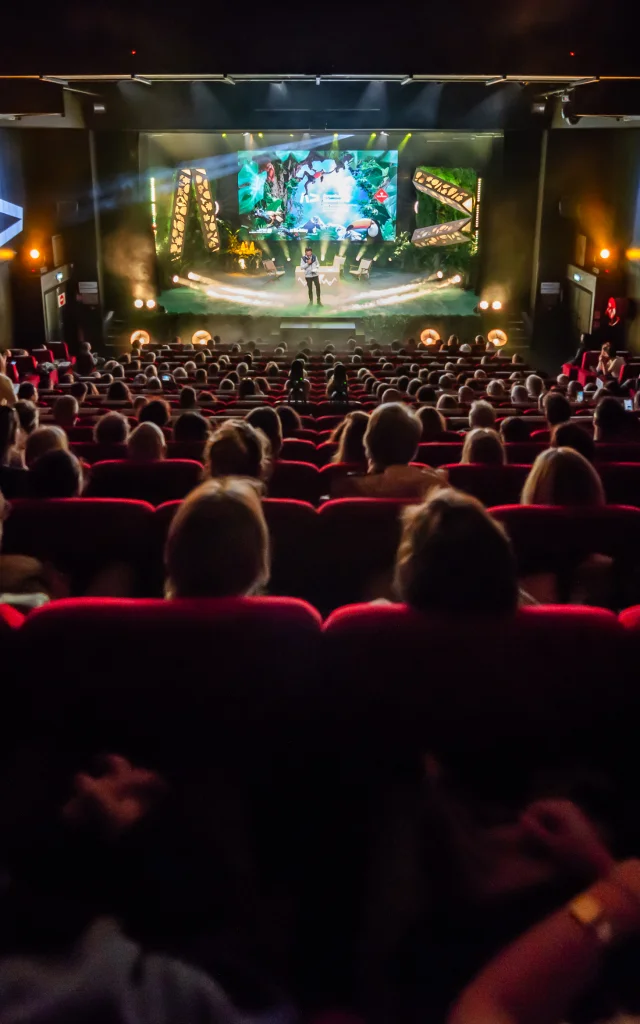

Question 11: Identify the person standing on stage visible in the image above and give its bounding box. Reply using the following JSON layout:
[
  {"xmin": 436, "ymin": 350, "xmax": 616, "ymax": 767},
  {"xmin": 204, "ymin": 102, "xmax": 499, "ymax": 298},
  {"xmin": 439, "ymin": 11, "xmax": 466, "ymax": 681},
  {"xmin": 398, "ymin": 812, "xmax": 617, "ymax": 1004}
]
[{"xmin": 300, "ymin": 246, "xmax": 322, "ymax": 306}]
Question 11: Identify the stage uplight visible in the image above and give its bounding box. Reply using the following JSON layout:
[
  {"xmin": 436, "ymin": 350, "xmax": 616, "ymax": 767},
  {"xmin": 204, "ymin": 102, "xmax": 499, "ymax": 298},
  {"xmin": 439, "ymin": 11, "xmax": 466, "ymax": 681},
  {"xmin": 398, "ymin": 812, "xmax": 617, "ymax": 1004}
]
[
  {"xmin": 192, "ymin": 330, "xmax": 212, "ymax": 345},
  {"xmin": 398, "ymin": 132, "xmax": 412, "ymax": 152},
  {"xmin": 146, "ymin": 299, "xmax": 156, "ymax": 309},
  {"xmin": 130, "ymin": 329, "xmax": 150, "ymax": 346},
  {"xmin": 419, "ymin": 328, "xmax": 441, "ymax": 347},
  {"xmin": 491, "ymin": 299, "xmax": 502, "ymax": 310},
  {"xmin": 133, "ymin": 298, "xmax": 144, "ymax": 308},
  {"xmin": 488, "ymin": 328, "xmax": 508, "ymax": 348},
  {"xmin": 258, "ymin": 132, "xmax": 264, "ymax": 138},
  {"xmin": 388, "ymin": 257, "xmax": 392, "ymax": 261},
  {"xmin": 452, "ymin": 274, "xmax": 462, "ymax": 284},
  {"xmin": 172, "ymin": 274, "xmax": 179, "ymax": 283},
  {"xmin": 222, "ymin": 133, "xmax": 227, "ymax": 138},
  {"xmin": 29, "ymin": 248, "xmax": 41, "ymax": 260},
  {"xmin": 599, "ymin": 248, "xmax": 611, "ymax": 260},
  {"xmin": 436, "ymin": 270, "xmax": 444, "ymax": 279},
  {"xmin": 286, "ymin": 256, "xmax": 291, "ymax": 261}
]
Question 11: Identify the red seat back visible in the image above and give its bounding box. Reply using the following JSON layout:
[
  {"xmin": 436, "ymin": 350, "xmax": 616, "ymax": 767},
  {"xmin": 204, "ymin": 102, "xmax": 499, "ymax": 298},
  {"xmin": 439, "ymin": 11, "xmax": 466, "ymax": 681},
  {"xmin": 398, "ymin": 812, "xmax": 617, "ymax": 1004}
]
[
  {"xmin": 269, "ymin": 461, "xmax": 320, "ymax": 504},
  {"xmin": 443, "ymin": 464, "xmax": 530, "ymax": 506},
  {"xmin": 280, "ymin": 438, "xmax": 318, "ymax": 463},
  {"xmin": 598, "ymin": 463, "xmax": 640, "ymax": 506},
  {"xmin": 86, "ymin": 459, "xmax": 202, "ymax": 505},
  {"xmin": 416, "ymin": 443, "xmax": 463, "ymax": 467},
  {"xmin": 70, "ymin": 442, "xmax": 128, "ymax": 464}
]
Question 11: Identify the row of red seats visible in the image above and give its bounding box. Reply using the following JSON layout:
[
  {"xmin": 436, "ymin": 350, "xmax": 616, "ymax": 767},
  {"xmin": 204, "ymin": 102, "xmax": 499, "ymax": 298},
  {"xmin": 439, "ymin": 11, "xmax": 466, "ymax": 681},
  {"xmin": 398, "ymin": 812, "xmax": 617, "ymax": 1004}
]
[{"xmin": 5, "ymin": 499, "xmax": 640, "ymax": 609}]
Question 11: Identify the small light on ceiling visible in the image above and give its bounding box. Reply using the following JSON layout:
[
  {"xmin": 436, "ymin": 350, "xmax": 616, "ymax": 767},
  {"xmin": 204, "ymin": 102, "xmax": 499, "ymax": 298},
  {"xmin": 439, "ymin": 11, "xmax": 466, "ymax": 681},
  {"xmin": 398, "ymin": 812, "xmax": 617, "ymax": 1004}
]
[
  {"xmin": 479, "ymin": 299, "xmax": 489, "ymax": 310},
  {"xmin": 146, "ymin": 298, "xmax": 156, "ymax": 309},
  {"xmin": 491, "ymin": 299, "xmax": 502, "ymax": 310},
  {"xmin": 133, "ymin": 298, "xmax": 144, "ymax": 308}
]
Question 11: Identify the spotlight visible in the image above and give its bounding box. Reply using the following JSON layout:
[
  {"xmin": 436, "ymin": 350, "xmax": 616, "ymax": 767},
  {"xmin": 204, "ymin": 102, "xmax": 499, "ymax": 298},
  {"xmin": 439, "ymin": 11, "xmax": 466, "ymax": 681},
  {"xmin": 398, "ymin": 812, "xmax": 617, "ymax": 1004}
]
[
  {"xmin": 380, "ymin": 130, "xmax": 388, "ymax": 136},
  {"xmin": 479, "ymin": 299, "xmax": 489, "ymax": 310},
  {"xmin": 29, "ymin": 248, "xmax": 41, "ymax": 260},
  {"xmin": 258, "ymin": 132, "xmax": 263, "ymax": 138},
  {"xmin": 599, "ymin": 248, "xmax": 611, "ymax": 259},
  {"xmin": 192, "ymin": 330, "xmax": 212, "ymax": 345},
  {"xmin": 491, "ymin": 299, "xmax": 502, "ymax": 310},
  {"xmin": 130, "ymin": 329, "xmax": 150, "ymax": 346},
  {"xmin": 133, "ymin": 298, "xmax": 144, "ymax": 308},
  {"xmin": 488, "ymin": 328, "xmax": 508, "ymax": 348},
  {"xmin": 452, "ymin": 274, "xmax": 462, "ymax": 284},
  {"xmin": 388, "ymin": 257, "xmax": 392, "ymax": 261},
  {"xmin": 419, "ymin": 328, "xmax": 441, "ymax": 347},
  {"xmin": 243, "ymin": 131, "xmax": 249, "ymax": 137},
  {"xmin": 222, "ymin": 132, "xmax": 227, "ymax": 138},
  {"xmin": 436, "ymin": 270, "xmax": 444, "ymax": 280},
  {"xmin": 146, "ymin": 298, "xmax": 156, "ymax": 309},
  {"xmin": 286, "ymin": 256, "xmax": 291, "ymax": 261},
  {"xmin": 93, "ymin": 102, "xmax": 106, "ymax": 114},
  {"xmin": 172, "ymin": 274, "xmax": 179, "ymax": 283}
]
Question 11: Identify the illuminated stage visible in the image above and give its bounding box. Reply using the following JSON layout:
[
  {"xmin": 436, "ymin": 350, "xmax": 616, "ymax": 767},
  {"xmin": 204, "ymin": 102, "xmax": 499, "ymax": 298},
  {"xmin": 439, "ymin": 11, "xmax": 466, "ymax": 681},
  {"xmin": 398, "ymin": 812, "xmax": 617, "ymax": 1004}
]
[{"xmin": 159, "ymin": 267, "xmax": 480, "ymax": 320}]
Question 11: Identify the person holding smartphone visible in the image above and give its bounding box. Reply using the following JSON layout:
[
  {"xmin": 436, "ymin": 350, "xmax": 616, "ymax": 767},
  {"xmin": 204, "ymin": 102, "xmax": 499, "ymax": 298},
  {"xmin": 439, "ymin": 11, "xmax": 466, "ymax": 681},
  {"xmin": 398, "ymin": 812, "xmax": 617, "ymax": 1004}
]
[{"xmin": 300, "ymin": 246, "xmax": 322, "ymax": 306}]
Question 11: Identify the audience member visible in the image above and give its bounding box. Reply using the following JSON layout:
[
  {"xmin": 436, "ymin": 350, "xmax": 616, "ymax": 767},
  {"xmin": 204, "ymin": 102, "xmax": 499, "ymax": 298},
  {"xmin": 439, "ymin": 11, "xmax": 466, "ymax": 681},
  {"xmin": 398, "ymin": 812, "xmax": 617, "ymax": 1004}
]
[
  {"xmin": 521, "ymin": 448, "xmax": 604, "ymax": 506},
  {"xmin": 107, "ymin": 381, "xmax": 132, "ymax": 403},
  {"xmin": 204, "ymin": 421, "xmax": 269, "ymax": 484},
  {"xmin": 28, "ymin": 449, "xmax": 83, "ymax": 499},
  {"xmin": 16, "ymin": 381, "xmax": 37, "ymax": 403},
  {"xmin": 173, "ymin": 412, "xmax": 210, "ymax": 444},
  {"xmin": 331, "ymin": 410, "xmax": 369, "ymax": 466},
  {"xmin": 53, "ymin": 395, "xmax": 79, "ymax": 430},
  {"xmin": 526, "ymin": 374, "xmax": 544, "ymax": 400},
  {"xmin": 551, "ymin": 422, "xmax": 595, "ymax": 463},
  {"xmin": 25, "ymin": 426, "xmax": 68, "ymax": 468},
  {"xmin": 394, "ymin": 488, "xmax": 517, "ymax": 614},
  {"xmin": 245, "ymin": 407, "xmax": 283, "ymax": 459},
  {"xmin": 469, "ymin": 400, "xmax": 496, "ymax": 429},
  {"xmin": 164, "ymin": 479, "xmax": 269, "ymax": 599},
  {"xmin": 461, "ymin": 428, "xmax": 506, "ymax": 465},
  {"xmin": 593, "ymin": 395, "xmax": 630, "ymax": 442},
  {"xmin": 499, "ymin": 416, "xmax": 530, "ymax": 443},
  {"xmin": 275, "ymin": 405, "xmax": 302, "ymax": 437},
  {"xmin": 543, "ymin": 392, "xmax": 571, "ymax": 431},
  {"xmin": 139, "ymin": 399, "xmax": 171, "ymax": 429},
  {"xmin": 179, "ymin": 386, "xmax": 198, "ymax": 410},
  {"xmin": 127, "ymin": 422, "xmax": 167, "ymax": 462},
  {"xmin": 94, "ymin": 411, "xmax": 130, "ymax": 445}
]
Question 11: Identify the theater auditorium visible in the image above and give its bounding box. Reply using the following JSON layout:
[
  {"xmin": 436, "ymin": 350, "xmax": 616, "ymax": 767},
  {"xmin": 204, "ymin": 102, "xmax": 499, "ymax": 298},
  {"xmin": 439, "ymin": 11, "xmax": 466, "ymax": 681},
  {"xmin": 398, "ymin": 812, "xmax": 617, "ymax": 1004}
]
[{"xmin": 4, "ymin": 37, "xmax": 640, "ymax": 1024}]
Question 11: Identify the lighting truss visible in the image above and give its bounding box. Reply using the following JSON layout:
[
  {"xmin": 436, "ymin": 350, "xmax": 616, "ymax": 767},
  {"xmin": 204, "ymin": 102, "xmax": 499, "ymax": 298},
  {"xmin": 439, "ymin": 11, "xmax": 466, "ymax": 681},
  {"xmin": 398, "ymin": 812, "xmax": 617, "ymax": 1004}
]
[{"xmin": 168, "ymin": 167, "xmax": 220, "ymax": 262}]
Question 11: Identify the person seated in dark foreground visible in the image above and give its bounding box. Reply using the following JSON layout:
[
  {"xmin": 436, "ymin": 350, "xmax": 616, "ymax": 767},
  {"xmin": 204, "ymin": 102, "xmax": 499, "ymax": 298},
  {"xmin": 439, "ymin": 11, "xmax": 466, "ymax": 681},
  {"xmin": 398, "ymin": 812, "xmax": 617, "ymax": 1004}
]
[{"xmin": 450, "ymin": 800, "xmax": 640, "ymax": 1024}]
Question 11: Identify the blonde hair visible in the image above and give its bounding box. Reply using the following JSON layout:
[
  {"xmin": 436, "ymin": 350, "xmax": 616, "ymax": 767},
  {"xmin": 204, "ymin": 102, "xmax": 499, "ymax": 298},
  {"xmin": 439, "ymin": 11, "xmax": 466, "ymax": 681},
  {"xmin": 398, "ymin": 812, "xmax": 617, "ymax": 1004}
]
[
  {"xmin": 127, "ymin": 421, "xmax": 166, "ymax": 462},
  {"xmin": 25, "ymin": 426, "xmax": 68, "ymax": 468},
  {"xmin": 461, "ymin": 428, "xmax": 506, "ymax": 466},
  {"xmin": 164, "ymin": 479, "xmax": 270, "ymax": 598},
  {"xmin": 394, "ymin": 487, "xmax": 517, "ymax": 614},
  {"xmin": 204, "ymin": 420, "xmax": 269, "ymax": 482},
  {"xmin": 521, "ymin": 447, "xmax": 605, "ymax": 506}
]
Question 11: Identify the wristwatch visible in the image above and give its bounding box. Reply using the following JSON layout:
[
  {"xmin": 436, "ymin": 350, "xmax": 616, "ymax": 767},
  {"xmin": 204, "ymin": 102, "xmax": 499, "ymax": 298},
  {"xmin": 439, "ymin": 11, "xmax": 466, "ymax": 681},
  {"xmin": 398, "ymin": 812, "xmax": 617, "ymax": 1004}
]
[{"xmin": 569, "ymin": 892, "xmax": 615, "ymax": 945}]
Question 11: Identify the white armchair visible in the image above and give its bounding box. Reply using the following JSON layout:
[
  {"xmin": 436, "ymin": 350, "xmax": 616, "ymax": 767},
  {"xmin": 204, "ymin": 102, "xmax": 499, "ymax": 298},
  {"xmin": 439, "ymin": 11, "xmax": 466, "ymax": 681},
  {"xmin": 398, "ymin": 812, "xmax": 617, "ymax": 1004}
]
[
  {"xmin": 262, "ymin": 259, "xmax": 285, "ymax": 279},
  {"xmin": 349, "ymin": 258, "xmax": 372, "ymax": 280}
]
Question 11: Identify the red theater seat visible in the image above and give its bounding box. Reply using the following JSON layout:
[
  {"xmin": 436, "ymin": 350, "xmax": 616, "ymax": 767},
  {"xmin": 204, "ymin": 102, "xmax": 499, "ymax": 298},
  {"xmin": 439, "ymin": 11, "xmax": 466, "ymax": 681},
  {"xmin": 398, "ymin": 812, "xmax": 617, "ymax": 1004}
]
[
  {"xmin": 1, "ymin": 498, "xmax": 153, "ymax": 593},
  {"xmin": 596, "ymin": 444, "xmax": 640, "ymax": 463},
  {"xmin": 598, "ymin": 463, "xmax": 640, "ymax": 506},
  {"xmin": 315, "ymin": 441, "xmax": 339, "ymax": 467},
  {"xmin": 504, "ymin": 442, "xmax": 546, "ymax": 464},
  {"xmin": 70, "ymin": 442, "xmax": 128, "ymax": 464},
  {"xmin": 443, "ymin": 464, "xmax": 530, "ymax": 506},
  {"xmin": 166, "ymin": 440, "xmax": 206, "ymax": 462},
  {"xmin": 280, "ymin": 438, "xmax": 318, "ymax": 463},
  {"xmin": 269, "ymin": 461, "xmax": 320, "ymax": 504},
  {"xmin": 86, "ymin": 459, "xmax": 203, "ymax": 505},
  {"xmin": 416, "ymin": 443, "xmax": 463, "ymax": 467},
  {"xmin": 323, "ymin": 602, "xmax": 626, "ymax": 775},
  {"xmin": 0, "ymin": 604, "xmax": 25, "ymax": 631}
]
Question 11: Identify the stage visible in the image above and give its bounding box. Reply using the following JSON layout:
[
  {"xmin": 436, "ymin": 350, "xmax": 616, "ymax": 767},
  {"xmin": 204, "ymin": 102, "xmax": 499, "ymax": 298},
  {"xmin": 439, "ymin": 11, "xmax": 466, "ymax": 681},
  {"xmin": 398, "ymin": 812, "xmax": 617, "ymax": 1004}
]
[{"xmin": 159, "ymin": 266, "xmax": 480, "ymax": 321}]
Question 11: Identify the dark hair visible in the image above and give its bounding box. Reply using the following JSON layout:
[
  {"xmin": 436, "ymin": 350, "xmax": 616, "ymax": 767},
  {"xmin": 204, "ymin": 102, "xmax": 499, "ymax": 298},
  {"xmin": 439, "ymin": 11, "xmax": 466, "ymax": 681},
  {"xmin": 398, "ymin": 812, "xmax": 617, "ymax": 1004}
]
[
  {"xmin": 17, "ymin": 382, "xmax": 37, "ymax": 401},
  {"xmin": 543, "ymin": 392, "xmax": 571, "ymax": 428},
  {"xmin": 276, "ymin": 405, "xmax": 302, "ymax": 437},
  {"xmin": 499, "ymin": 416, "xmax": 531, "ymax": 443},
  {"xmin": 107, "ymin": 381, "xmax": 131, "ymax": 403},
  {"xmin": 139, "ymin": 399, "xmax": 171, "ymax": 428},
  {"xmin": 417, "ymin": 406, "xmax": 446, "ymax": 441},
  {"xmin": 246, "ymin": 406, "xmax": 283, "ymax": 458},
  {"xmin": 179, "ymin": 386, "xmax": 198, "ymax": 410},
  {"xmin": 29, "ymin": 449, "xmax": 83, "ymax": 499},
  {"xmin": 551, "ymin": 422, "xmax": 596, "ymax": 463},
  {"xmin": 69, "ymin": 381, "xmax": 88, "ymax": 402},
  {"xmin": 594, "ymin": 396, "xmax": 629, "ymax": 442},
  {"xmin": 94, "ymin": 411, "xmax": 130, "ymax": 444},
  {"xmin": 416, "ymin": 385, "xmax": 437, "ymax": 405},
  {"xmin": 173, "ymin": 411, "xmax": 210, "ymax": 443},
  {"xmin": 239, "ymin": 378, "xmax": 257, "ymax": 399},
  {"xmin": 395, "ymin": 488, "xmax": 518, "ymax": 615}
]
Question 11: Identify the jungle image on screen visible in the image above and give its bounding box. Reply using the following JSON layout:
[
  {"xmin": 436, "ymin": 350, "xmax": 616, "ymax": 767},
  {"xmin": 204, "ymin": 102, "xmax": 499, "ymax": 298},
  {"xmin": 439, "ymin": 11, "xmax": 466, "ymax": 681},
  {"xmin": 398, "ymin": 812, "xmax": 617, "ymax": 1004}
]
[{"xmin": 238, "ymin": 149, "xmax": 398, "ymax": 242}]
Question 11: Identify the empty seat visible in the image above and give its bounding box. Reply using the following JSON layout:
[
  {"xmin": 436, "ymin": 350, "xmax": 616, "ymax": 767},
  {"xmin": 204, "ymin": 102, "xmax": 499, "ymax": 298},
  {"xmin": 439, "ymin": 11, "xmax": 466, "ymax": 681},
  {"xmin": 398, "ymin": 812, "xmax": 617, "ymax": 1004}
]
[
  {"xmin": 166, "ymin": 440, "xmax": 206, "ymax": 462},
  {"xmin": 70, "ymin": 442, "xmax": 128, "ymax": 464},
  {"xmin": 315, "ymin": 441, "xmax": 339, "ymax": 467},
  {"xmin": 598, "ymin": 463, "xmax": 640, "ymax": 506},
  {"xmin": 596, "ymin": 443, "xmax": 640, "ymax": 463},
  {"xmin": 269, "ymin": 461, "xmax": 320, "ymax": 504},
  {"xmin": 1, "ymin": 498, "xmax": 154, "ymax": 593},
  {"xmin": 86, "ymin": 459, "xmax": 203, "ymax": 505},
  {"xmin": 416, "ymin": 443, "xmax": 463, "ymax": 467},
  {"xmin": 504, "ymin": 442, "xmax": 546, "ymax": 464},
  {"xmin": 442, "ymin": 464, "xmax": 530, "ymax": 506},
  {"xmin": 280, "ymin": 438, "xmax": 318, "ymax": 463}
]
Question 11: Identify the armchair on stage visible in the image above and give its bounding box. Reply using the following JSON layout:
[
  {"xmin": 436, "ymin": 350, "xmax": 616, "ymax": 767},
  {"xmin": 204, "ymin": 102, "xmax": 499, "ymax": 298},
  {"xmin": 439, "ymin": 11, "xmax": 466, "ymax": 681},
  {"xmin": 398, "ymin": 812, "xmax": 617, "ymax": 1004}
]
[
  {"xmin": 349, "ymin": 258, "xmax": 373, "ymax": 280},
  {"xmin": 262, "ymin": 259, "xmax": 285, "ymax": 279},
  {"xmin": 331, "ymin": 255, "xmax": 346, "ymax": 275}
]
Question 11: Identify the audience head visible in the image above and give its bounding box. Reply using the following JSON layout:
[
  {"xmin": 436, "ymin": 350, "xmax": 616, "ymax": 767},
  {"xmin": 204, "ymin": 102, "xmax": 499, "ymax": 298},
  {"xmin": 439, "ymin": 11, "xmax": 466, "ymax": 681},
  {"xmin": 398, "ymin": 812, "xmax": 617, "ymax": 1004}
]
[
  {"xmin": 365, "ymin": 403, "xmax": 421, "ymax": 473},
  {"xmin": 14, "ymin": 399, "xmax": 39, "ymax": 438},
  {"xmin": 173, "ymin": 411, "xmax": 210, "ymax": 443},
  {"xmin": 594, "ymin": 395, "xmax": 629, "ymax": 442},
  {"xmin": 94, "ymin": 411, "xmax": 130, "ymax": 445},
  {"xmin": 17, "ymin": 381, "xmax": 37, "ymax": 402},
  {"xmin": 205, "ymin": 420, "xmax": 269, "ymax": 482},
  {"xmin": 25, "ymin": 426, "xmax": 68, "ymax": 468},
  {"xmin": 543, "ymin": 392, "xmax": 571, "ymax": 428},
  {"xmin": 107, "ymin": 381, "xmax": 131, "ymax": 403},
  {"xmin": 458, "ymin": 385, "xmax": 475, "ymax": 407},
  {"xmin": 510, "ymin": 384, "xmax": 530, "ymax": 406},
  {"xmin": 29, "ymin": 449, "xmax": 83, "ymax": 499},
  {"xmin": 53, "ymin": 395, "xmax": 79, "ymax": 430},
  {"xmin": 395, "ymin": 488, "xmax": 517, "ymax": 615},
  {"xmin": 526, "ymin": 374, "xmax": 544, "ymax": 399},
  {"xmin": 551, "ymin": 422, "xmax": 595, "ymax": 463},
  {"xmin": 567, "ymin": 380, "xmax": 583, "ymax": 401},
  {"xmin": 333, "ymin": 410, "xmax": 369, "ymax": 465},
  {"xmin": 500, "ymin": 416, "xmax": 530, "ymax": 443},
  {"xmin": 165, "ymin": 479, "xmax": 270, "ymax": 599},
  {"xmin": 521, "ymin": 447, "xmax": 604, "ymax": 506},
  {"xmin": 245, "ymin": 406, "xmax": 283, "ymax": 459},
  {"xmin": 486, "ymin": 379, "xmax": 505, "ymax": 400},
  {"xmin": 179, "ymin": 386, "xmax": 198, "ymax": 410},
  {"xmin": 417, "ymin": 405, "xmax": 446, "ymax": 441},
  {"xmin": 139, "ymin": 399, "xmax": 171, "ymax": 429},
  {"xmin": 239, "ymin": 378, "xmax": 257, "ymax": 399},
  {"xmin": 416, "ymin": 385, "xmax": 437, "ymax": 406},
  {"xmin": 436, "ymin": 394, "xmax": 457, "ymax": 413},
  {"xmin": 276, "ymin": 405, "xmax": 302, "ymax": 437},
  {"xmin": 127, "ymin": 421, "xmax": 166, "ymax": 462},
  {"xmin": 461, "ymin": 427, "xmax": 505, "ymax": 465},
  {"xmin": 469, "ymin": 399, "xmax": 496, "ymax": 429}
]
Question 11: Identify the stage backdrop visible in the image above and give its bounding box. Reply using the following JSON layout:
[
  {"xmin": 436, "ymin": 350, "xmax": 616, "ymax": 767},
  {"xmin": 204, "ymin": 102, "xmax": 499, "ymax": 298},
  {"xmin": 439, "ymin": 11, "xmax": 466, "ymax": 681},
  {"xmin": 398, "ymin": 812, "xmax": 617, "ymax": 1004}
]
[{"xmin": 141, "ymin": 131, "xmax": 498, "ymax": 286}]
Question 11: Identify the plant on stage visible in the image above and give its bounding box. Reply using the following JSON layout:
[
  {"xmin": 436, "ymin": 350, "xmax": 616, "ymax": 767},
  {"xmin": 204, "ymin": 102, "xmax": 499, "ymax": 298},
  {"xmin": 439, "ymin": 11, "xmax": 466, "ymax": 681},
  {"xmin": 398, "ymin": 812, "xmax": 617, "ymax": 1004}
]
[{"xmin": 413, "ymin": 165, "xmax": 478, "ymax": 274}]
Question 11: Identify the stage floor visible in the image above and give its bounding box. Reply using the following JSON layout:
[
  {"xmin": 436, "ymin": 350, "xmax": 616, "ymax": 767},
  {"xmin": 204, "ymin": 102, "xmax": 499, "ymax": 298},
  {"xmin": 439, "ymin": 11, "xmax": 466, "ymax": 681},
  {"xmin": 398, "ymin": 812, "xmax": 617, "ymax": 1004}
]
[{"xmin": 160, "ymin": 267, "xmax": 480, "ymax": 320}]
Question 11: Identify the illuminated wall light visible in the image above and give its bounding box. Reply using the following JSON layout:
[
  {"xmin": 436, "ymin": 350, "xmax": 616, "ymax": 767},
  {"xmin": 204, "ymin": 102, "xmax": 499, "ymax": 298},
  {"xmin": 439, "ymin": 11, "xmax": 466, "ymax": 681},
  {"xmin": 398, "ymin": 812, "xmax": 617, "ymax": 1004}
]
[
  {"xmin": 0, "ymin": 249, "xmax": 16, "ymax": 262},
  {"xmin": 479, "ymin": 299, "xmax": 489, "ymax": 310},
  {"xmin": 192, "ymin": 330, "xmax": 212, "ymax": 345},
  {"xmin": 172, "ymin": 274, "xmax": 179, "ymax": 283},
  {"xmin": 130, "ymin": 329, "xmax": 150, "ymax": 346},
  {"xmin": 146, "ymin": 298, "xmax": 156, "ymax": 309},
  {"xmin": 133, "ymin": 298, "xmax": 144, "ymax": 308},
  {"xmin": 258, "ymin": 132, "xmax": 264, "ymax": 138},
  {"xmin": 420, "ymin": 328, "xmax": 441, "ymax": 347},
  {"xmin": 488, "ymin": 328, "xmax": 508, "ymax": 348},
  {"xmin": 29, "ymin": 248, "xmax": 41, "ymax": 260},
  {"xmin": 491, "ymin": 299, "xmax": 502, "ymax": 310},
  {"xmin": 599, "ymin": 248, "xmax": 611, "ymax": 259}
]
